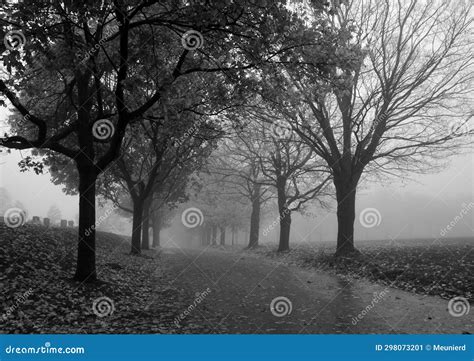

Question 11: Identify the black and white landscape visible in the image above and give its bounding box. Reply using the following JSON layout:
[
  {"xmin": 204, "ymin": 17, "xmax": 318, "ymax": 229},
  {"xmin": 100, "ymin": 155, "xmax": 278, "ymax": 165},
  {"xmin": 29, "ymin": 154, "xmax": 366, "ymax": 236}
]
[{"xmin": 0, "ymin": 0, "xmax": 472, "ymax": 334}]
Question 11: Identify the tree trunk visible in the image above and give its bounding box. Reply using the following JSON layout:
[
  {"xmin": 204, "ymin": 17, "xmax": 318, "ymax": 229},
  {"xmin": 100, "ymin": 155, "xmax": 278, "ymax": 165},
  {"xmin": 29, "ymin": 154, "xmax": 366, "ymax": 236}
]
[
  {"xmin": 334, "ymin": 178, "xmax": 359, "ymax": 257},
  {"xmin": 74, "ymin": 167, "xmax": 97, "ymax": 282},
  {"xmin": 276, "ymin": 176, "xmax": 291, "ymax": 252},
  {"xmin": 278, "ymin": 210, "xmax": 291, "ymax": 252},
  {"xmin": 152, "ymin": 213, "xmax": 161, "ymax": 248},
  {"xmin": 141, "ymin": 198, "xmax": 151, "ymax": 250},
  {"xmin": 219, "ymin": 226, "xmax": 226, "ymax": 245},
  {"xmin": 247, "ymin": 183, "xmax": 261, "ymax": 248},
  {"xmin": 204, "ymin": 225, "xmax": 211, "ymax": 245},
  {"xmin": 199, "ymin": 226, "xmax": 204, "ymax": 245},
  {"xmin": 211, "ymin": 225, "xmax": 217, "ymax": 245},
  {"xmin": 131, "ymin": 198, "xmax": 144, "ymax": 255}
]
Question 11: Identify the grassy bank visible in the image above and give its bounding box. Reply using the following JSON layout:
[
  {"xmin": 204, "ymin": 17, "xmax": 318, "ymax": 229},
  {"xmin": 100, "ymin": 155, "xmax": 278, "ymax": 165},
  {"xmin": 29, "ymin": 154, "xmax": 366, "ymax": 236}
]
[{"xmin": 0, "ymin": 224, "xmax": 218, "ymax": 333}]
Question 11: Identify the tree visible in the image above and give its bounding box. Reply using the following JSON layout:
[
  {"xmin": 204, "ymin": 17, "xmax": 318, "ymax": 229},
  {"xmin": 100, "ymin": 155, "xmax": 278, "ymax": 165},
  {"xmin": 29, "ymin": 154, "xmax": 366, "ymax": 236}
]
[
  {"xmin": 98, "ymin": 106, "xmax": 217, "ymax": 253},
  {"xmin": 260, "ymin": 0, "xmax": 474, "ymax": 256},
  {"xmin": 235, "ymin": 116, "xmax": 331, "ymax": 251},
  {"xmin": 1, "ymin": 0, "xmax": 298, "ymax": 280},
  {"xmin": 148, "ymin": 162, "xmax": 198, "ymax": 248},
  {"xmin": 150, "ymin": 203, "xmax": 176, "ymax": 248},
  {"xmin": 189, "ymin": 168, "xmax": 250, "ymax": 247},
  {"xmin": 47, "ymin": 204, "xmax": 62, "ymax": 225},
  {"xmin": 209, "ymin": 138, "xmax": 274, "ymax": 248}
]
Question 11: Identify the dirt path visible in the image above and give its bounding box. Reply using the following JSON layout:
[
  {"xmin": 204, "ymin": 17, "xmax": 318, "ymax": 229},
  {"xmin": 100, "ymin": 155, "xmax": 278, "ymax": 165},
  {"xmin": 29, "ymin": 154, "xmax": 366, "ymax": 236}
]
[{"xmin": 157, "ymin": 246, "xmax": 472, "ymax": 334}]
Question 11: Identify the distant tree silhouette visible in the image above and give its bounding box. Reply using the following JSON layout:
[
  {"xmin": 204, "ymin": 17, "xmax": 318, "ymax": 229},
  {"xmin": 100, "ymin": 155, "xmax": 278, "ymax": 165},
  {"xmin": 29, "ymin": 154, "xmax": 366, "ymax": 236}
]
[{"xmin": 47, "ymin": 204, "xmax": 62, "ymax": 226}]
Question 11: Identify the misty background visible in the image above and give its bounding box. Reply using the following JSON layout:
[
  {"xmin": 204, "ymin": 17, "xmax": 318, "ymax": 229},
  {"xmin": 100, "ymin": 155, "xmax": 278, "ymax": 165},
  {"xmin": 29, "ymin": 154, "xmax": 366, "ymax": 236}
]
[{"xmin": 1, "ymin": 108, "xmax": 473, "ymax": 244}]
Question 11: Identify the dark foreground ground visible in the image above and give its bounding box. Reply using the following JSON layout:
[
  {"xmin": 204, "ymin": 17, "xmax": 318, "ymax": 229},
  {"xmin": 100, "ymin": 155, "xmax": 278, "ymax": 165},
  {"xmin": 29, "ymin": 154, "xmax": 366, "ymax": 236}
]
[{"xmin": 0, "ymin": 224, "xmax": 472, "ymax": 334}]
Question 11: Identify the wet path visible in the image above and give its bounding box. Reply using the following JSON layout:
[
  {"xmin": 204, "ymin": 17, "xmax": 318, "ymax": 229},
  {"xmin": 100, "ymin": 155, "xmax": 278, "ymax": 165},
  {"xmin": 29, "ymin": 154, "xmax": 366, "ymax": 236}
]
[{"xmin": 158, "ymin": 246, "xmax": 472, "ymax": 334}]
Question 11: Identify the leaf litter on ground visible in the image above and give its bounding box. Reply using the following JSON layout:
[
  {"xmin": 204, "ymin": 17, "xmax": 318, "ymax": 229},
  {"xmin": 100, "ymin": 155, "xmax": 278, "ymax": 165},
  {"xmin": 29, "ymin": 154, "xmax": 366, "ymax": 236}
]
[{"xmin": 0, "ymin": 224, "xmax": 225, "ymax": 333}]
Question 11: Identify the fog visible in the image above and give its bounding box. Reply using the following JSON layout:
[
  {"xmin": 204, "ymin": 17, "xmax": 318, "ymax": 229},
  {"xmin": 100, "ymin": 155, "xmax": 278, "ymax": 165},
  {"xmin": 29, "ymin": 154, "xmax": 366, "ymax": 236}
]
[
  {"xmin": 1, "ymin": 106, "xmax": 472, "ymax": 244},
  {"xmin": 1, "ymin": 0, "xmax": 472, "ymax": 340}
]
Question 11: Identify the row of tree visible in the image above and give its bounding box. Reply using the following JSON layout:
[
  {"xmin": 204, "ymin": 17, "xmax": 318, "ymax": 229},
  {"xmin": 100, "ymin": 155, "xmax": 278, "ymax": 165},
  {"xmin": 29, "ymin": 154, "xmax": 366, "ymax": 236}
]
[
  {"xmin": 188, "ymin": 119, "xmax": 331, "ymax": 252},
  {"xmin": 1, "ymin": 0, "xmax": 472, "ymax": 282}
]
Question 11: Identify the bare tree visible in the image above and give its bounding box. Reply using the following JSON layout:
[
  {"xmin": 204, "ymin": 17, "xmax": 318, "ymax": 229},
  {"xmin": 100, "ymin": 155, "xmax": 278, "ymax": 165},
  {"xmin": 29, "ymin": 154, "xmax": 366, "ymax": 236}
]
[
  {"xmin": 215, "ymin": 138, "xmax": 274, "ymax": 248},
  {"xmin": 264, "ymin": 0, "xmax": 474, "ymax": 256},
  {"xmin": 233, "ymin": 117, "xmax": 332, "ymax": 251},
  {"xmin": 47, "ymin": 204, "xmax": 62, "ymax": 226}
]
